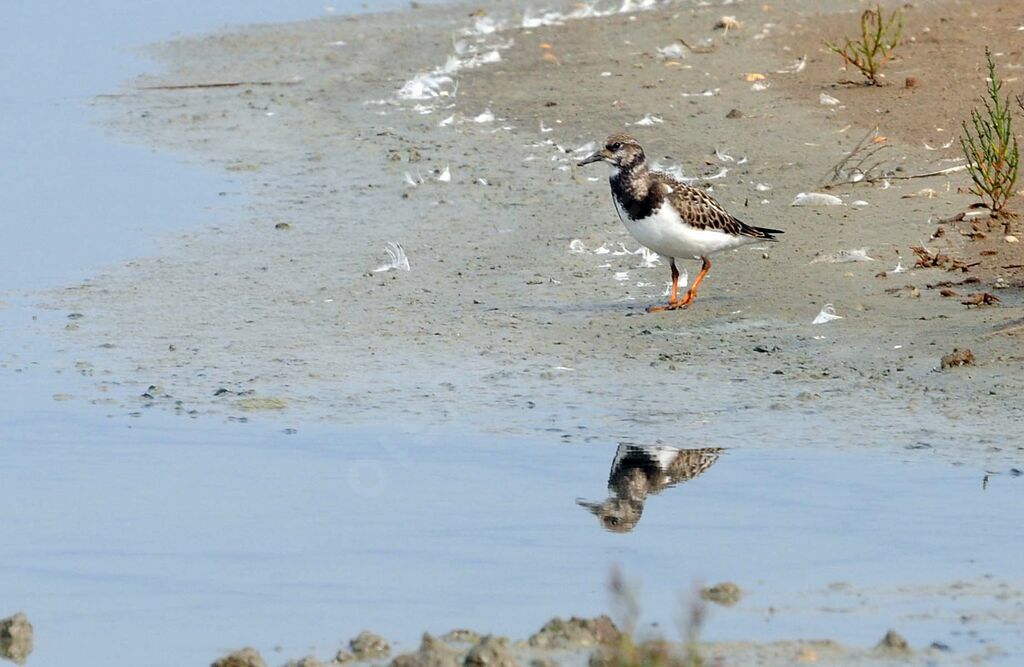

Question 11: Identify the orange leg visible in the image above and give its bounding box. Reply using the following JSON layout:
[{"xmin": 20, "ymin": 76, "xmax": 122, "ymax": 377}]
[
  {"xmin": 677, "ymin": 256, "xmax": 711, "ymax": 308},
  {"xmin": 647, "ymin": 260, "xmax": 681, "ymax": 313}
]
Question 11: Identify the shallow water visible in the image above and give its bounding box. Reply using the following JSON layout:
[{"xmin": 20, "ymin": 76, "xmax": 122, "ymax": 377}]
[
  {"xmin": 2, "ymin": 373, "xmax": 1022, "ymax": 665},
  {"xmin": 0, "ymin": 0, "xmax": 427, "ymax": 291},
  {"xmin": 2, "ymin": 1, "xmax": 1024, "ymax": 666}
]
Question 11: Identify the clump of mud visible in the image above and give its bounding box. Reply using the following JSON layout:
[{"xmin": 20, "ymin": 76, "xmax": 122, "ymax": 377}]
[
  {"xmin": 390, "ymin": 633, "xmax": 461, "ymax": 667},
  {"xmin": 528, "ymin": 615, "xmax": 621, "ymax": 648},
  {"xmin": 441, "ymin": 629, "xmax": 481, "ymax": 644},
  {"xmin": 699, "ymin": 582, "xmax": 743, "ymax": 606},
  {"xmin": 0, "ymin": 613, "xmax": 33, "ymax": 665},
  {"xmin": 285, "ymin": 656, "xmax": 327, "ymax": 667},
  {"xmin": 211, "ymin": 646, "xmax": 266, "ymax": 667},
  {"xmin": 875, "ymin": 629, "xmax": 911, "ymax": 654},
  {"xmin": 464, "ymin": 635, "xmax": 519, "ymax": 667},
  {"xmin": 941, "ymin": 348, "xmax": 976, "ymax": 369},
  {"xmin": 350, "ymin": 630, "xmax": 391, "ymax": 659}
]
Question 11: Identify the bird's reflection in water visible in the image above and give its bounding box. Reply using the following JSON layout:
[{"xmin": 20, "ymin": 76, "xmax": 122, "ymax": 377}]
[{"xmin": 578, "ymin": 444, "xmax": 723, "ymax": 533}]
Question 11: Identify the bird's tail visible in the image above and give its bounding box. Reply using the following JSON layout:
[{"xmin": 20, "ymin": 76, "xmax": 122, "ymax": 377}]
[{"xmin": 739, "ymin": 222, "xmax": 783, "ymax": 240}]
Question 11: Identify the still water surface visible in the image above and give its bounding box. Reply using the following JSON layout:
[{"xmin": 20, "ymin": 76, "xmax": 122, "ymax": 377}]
[{"xmin": 3, "ymin": 362, "xmax": 1022, "ymax": 665}]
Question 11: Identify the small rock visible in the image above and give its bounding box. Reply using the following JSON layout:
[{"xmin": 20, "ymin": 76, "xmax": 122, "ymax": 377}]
[
  {"xmin": 1005, "ymin": 235, "xmax": 1020, "ymax": 243},
  {"xmin": 275, "ymin": 222, "xmax": 292, "ymax": 230},
  {"xmin": 527, "ymin": 616, "xmax": 621, "ymax": 648},
  {"xmin": 464, "ymin": 635, "xmax": 519, "ymax": 667},
  {"xmin": 905, "ymin": 76, "xmax": 918, "ymax": 88},
  {"xmin": 333, "ymin": 649, "xmax": 355, "ymax": 663},
  {"xmin": 350, "ymin": 631, "xmax": 390, "ymax": 659},
  {"xmin": 211, "ymin": 647, "xmax": 266, "ymax": 667},
  {"xmin": 725, "ymin": 108, "xmax": 743, "ymax": 119},
  {"xmin": 876, "ymin": 629, "xmax": 910, "ymax": 652},
  {"xmin": 700, "ymin": 581, "xmax": 743, "ymax": 606},
  {"xmin": 0, "ymin": 613, "xmax": 33, "ymax": 665},
  {"xmin": 441, "ymin": 630, "xmax": 481, "ymax": 644}
]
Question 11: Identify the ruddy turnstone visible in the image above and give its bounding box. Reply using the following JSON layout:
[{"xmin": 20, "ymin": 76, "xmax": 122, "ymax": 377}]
[
  {"xmin": 578, "ymin": 133, "xmax": 782, "ymax": 312},
  {"xmin": 577, "ymin": 444, "xmax": 723, "ymax": 533}
]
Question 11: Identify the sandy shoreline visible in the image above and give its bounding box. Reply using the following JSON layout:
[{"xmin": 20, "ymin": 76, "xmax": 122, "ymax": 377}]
[{"xmin": 40, "ymin": 0, "xmax": 1022, "ymax": 470}]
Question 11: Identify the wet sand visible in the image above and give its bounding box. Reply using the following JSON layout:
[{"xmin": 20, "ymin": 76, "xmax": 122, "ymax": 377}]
[
  {"xmin": 30, "ymin": 0, "xmax": 1024, "ymax": 662},
  {"xmin": 45, "ymin": 0, "xmax": 1024, "ymax": 466}
]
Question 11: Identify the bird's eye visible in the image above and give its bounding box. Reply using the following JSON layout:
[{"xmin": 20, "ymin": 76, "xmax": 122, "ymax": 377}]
[{"xmin": 609, "ymin": 142, "xmax": 622, "ymax": 151}]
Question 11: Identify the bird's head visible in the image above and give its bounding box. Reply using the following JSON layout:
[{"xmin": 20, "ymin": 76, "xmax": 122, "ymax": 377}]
[
  {"xmin": 576, "ymin": 497, "xmax": 644, "ymax": 533},
  {"xmin": 577, "ymin": 133, "xmax": 645, "ymax": 171}
]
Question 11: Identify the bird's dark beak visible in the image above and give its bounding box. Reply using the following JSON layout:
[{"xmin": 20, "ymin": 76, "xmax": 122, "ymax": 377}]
[
  {"xmin": 576, "ymin": 498, "xmax": 603, "ymax": 515},
  {"xmin": 577, "ymin": 152, "xmax": 603, "ymax": 167}
]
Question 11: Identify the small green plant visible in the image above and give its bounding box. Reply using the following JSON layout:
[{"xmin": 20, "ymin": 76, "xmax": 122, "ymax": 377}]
[
  {"xmin": 960, "ymin": 48, "xmax": 1019, "ymax": 216},
  {"xmin": 824, "ymin": 5, "xmax": 904, "ymax": 85}
]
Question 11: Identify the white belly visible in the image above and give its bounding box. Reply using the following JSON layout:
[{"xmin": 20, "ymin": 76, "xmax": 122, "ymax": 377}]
[{"xmin": 613, "ymin": 198, "xmax": 754, "ymax": 260}]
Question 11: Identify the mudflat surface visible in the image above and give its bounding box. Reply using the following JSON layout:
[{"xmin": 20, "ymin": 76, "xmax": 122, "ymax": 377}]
[{"xmin": 44, "ymin": 0, "xmax": 1024, "ymax": 468}]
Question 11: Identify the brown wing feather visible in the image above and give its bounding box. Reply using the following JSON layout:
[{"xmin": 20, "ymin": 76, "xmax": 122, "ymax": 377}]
[
  {"xmin": 663, "ymin": 447, "xmax": 723, "ymax": 486},
  {"xmin": 653, "ymin": 172, "xmax": 774, "ymax": 238}
]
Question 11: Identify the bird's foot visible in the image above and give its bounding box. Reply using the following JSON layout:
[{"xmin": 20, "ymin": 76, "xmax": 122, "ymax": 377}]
[
  {"xmin": 646, "ymin": 293, "xmax": 697, "ymax": 313},
  {"xmin": 646, "ymin": 301, "xmax": 686, "ymax": 313}
]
